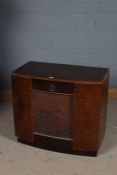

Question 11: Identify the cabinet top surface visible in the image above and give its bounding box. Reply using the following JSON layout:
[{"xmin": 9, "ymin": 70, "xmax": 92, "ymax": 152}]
[{"xmin": 13, "ymin": 61, "xmax": 109, "ymax": 82}]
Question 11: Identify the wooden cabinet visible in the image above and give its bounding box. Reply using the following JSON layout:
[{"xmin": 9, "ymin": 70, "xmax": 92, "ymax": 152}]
[{"xmin": 12, "ymin": 61, "xmax": 109, "ymax": 156}]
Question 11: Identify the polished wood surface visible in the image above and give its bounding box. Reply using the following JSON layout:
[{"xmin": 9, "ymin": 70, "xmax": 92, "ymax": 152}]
[
  {"xmin": 12, "ymin": 61, "xmax": 109, "ymax": 156},
  {"xmin": 13, "ymin": 61, "xmax": 108, "ymax": 82},
  {"xmin": 32, "ymin": 91, "xmax": 73, "ymax": 139},
  {"xmin": 73, "ymin": 84, "xmax": 103, "ymax": 152},
  {"xmin": 12, "ymin": 74, "xmax": 34, "ymax": 143}
]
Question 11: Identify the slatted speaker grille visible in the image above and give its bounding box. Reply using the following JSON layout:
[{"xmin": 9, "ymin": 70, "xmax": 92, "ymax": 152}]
[{"xmin": 32, "ymin": 91, "xmax": 73, "ymax": 139}]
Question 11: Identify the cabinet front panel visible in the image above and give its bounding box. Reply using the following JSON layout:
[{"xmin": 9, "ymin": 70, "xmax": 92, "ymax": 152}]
[
  {"xmin": 12, "ymin": 74, "xmax": 34, "ymax": 143},
  {"xmin": 32, "ymin": 91, "xmax": 73, "ymax": 140},
  {"xmin": 73, "ymin": 84, "xmax": 103, "ymax": 152},
  {"xmin": 12, "ymin": 74, "xmax": 31, "ymax": 92}
]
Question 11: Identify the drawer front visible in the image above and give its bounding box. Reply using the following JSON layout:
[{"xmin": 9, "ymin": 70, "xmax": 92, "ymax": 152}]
[{"xmin": 32, "ymin": 79, "xmax": 74, "ymax": 94}]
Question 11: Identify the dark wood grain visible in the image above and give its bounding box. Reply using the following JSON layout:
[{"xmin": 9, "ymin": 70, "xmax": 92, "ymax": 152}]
[
  {"xmin": 18, "ymin": 135, "xmax": 97, "ymax": 156},
  {"xmin": 32, "ymin": 79, "xmax": 74, "ymax": 94},
  {"xmin": 32, "ymin": 91, "xmax": 73, "ymax": 139},
  {"xmin": 13, "ymin": 61, "xmax": 109, "ymax": 82},
  {"xmin": 98, "ymin": 73, "xmax": 109, "ymax": 145},
  {"xmin": 12, "ymin": 61, "xmax": 109, "ymax": 156},
  {"xmin": 12, "ymin": 74, "xmax": 34, "ymax": 143},
  {"xmin": 73, "ymin": 84, "xmax": 103, "ymax": 151}
]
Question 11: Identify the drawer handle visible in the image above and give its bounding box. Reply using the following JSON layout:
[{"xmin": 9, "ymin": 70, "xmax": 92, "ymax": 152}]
[{"xmin": 49, "ymin": 84, "xmax": 56, "ymax": 92}]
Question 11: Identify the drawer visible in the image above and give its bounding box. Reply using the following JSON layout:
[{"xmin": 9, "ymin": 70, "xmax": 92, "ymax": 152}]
[{"xmin": 32, "ymin": 79, "xmax": 74, "ymax": 94}]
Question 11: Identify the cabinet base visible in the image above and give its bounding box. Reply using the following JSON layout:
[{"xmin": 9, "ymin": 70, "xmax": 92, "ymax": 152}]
[{"xmin": 18, "ymin": 134, "xmax": 97, "ymax": 157}]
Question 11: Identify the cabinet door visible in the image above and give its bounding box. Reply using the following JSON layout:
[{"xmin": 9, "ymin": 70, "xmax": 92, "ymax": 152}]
[
  {"xmin": 73, "ymin": 83, "xmax": 103, "ymax": 152},
  {"xmin": 32, "ymin": 91, "xmax": 73, "ymax": 139},
  {"xmin": 12, "ymin": 74, "xmax": 34, "ymax": 143}
]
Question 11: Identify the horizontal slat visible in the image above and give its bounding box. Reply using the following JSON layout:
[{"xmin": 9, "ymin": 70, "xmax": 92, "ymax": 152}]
[
  {"xmin": 0, "ymin": 88, "xmax": 117, "ymax": 102},
  {"xmin": 32, "ymin": 79, "xmax": 74, "ymax": 94}
]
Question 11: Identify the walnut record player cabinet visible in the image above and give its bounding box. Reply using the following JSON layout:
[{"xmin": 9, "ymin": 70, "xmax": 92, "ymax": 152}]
[{"xmin": 12, "ymin": 61, "xmax": 109, "ymax": 156}]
